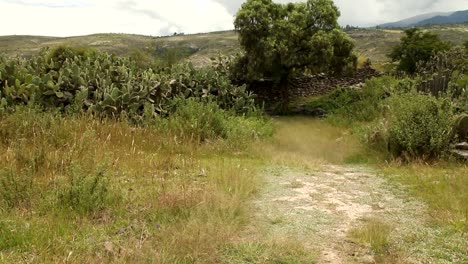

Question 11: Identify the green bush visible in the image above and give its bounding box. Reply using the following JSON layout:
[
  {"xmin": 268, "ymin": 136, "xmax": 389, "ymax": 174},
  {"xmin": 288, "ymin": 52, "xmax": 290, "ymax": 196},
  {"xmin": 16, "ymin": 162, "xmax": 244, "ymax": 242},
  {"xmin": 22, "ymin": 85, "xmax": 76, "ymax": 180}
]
[{"xmin": 386, "ymin": 93, "xmax": 454, "ymax": 159}]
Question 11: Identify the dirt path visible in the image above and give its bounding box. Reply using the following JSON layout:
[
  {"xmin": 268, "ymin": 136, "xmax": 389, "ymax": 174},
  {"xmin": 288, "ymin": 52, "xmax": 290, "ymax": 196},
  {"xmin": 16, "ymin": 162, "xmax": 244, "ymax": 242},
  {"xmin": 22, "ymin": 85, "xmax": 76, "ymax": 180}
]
[{"xmin": 253, "ymin": 164, "xmax": 466, "ymax": 264}]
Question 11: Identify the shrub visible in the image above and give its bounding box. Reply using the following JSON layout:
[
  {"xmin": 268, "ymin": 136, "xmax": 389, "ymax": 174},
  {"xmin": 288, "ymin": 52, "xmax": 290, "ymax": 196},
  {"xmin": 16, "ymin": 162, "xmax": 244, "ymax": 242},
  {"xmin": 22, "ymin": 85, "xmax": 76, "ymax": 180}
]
[{"xmin": 386, "ymin": 93, "xmax": 454, "ymax": 159}]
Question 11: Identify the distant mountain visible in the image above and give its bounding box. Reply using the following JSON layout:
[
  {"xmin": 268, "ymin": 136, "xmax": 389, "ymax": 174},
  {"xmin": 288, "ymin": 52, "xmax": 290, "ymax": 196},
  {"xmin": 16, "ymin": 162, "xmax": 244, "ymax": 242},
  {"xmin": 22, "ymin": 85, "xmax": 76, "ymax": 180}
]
[
  {"xmin": 378, "ymin": 10, "xmax": 468, "ymax": 28},
  {"xmin": 416, "ymin": 10, "xmax": 468, "ymax": 26}
]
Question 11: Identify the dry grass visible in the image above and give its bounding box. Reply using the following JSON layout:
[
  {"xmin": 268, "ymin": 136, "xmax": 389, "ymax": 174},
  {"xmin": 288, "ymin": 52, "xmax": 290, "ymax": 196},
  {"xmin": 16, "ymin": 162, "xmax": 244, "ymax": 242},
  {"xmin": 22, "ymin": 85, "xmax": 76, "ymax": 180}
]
[
  {"xmin": 262, "ymin": 117, "xmax": 367, "ymax": 168},
  {"xmin": 382, "ymin": 162, "xmax": 468, "ymax": 233},
  {"xmin": 0, "ymin": 108, "xmax": 266, "ymax": 263}
]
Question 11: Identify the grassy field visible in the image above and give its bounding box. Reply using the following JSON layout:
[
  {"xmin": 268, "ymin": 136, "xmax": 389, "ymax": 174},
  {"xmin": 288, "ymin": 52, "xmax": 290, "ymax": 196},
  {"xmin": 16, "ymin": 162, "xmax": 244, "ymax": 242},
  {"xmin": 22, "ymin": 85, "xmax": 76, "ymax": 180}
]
[
  {"xmin": 1, "ymin": 25, "xmax": 467, "ymax": 69},
  {"xmin": 0, "ymin": 107, "xmax": 277, "ymax": 263}
]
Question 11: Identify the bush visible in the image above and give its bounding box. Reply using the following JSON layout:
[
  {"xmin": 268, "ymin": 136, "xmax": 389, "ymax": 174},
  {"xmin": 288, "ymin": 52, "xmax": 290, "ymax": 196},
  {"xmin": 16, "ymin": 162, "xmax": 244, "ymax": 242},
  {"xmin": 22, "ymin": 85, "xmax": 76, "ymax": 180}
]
[{"xmin": 386, "ymin": 93, "xmax": 454, "ymax": 159}]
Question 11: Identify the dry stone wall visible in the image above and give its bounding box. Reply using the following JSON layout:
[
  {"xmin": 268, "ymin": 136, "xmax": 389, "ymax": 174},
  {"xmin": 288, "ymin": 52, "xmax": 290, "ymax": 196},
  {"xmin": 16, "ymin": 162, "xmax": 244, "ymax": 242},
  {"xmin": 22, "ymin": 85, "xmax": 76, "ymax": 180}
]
[{"xmin": 248, "ymin": 65, "xmax": 381, "ymax": 104}]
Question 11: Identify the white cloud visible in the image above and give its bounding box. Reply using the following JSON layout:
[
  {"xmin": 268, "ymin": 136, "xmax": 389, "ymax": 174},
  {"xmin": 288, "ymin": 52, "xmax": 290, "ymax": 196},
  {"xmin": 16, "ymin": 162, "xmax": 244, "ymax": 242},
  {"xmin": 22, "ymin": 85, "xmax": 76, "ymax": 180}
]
[
  {"xmin": 0, "ymin": 0, "xmax": 234, "ymax": 36},
  {"xmin": 0, "ymin": 0, "xmax": 467, "ymax": 36}
]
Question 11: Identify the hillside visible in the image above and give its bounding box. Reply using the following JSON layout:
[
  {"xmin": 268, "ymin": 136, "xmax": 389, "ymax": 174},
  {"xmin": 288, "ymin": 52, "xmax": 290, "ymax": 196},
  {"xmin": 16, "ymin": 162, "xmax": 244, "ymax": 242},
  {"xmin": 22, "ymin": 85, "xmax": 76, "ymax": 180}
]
[
  {"xmin": 378, "ymin": 12, "xmax": 454, "ymax": 28},
  {"xmin": 416, "ymin": 10, "xmax": 468, "ymax": 26},
  {"xmin": 378, "ymin": 10, "xmax": 468, "ymax": 28},
  {"xmin": 1, "ymin": 25, "xmax": 467, "ymax": 69}
]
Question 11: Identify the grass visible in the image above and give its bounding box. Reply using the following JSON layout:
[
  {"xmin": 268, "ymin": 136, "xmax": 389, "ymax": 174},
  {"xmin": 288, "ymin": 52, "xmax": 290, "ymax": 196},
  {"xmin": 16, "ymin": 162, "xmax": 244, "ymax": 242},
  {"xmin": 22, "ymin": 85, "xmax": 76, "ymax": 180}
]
[
  {"xmin": 0, "ymin": 107, "xmax": 271, "ymax": 263},
  {"xmin": 381, "ymin": 162, "xmax": 468, "ymax": 232},
  {"xmin": 348, "ymin": 218, "xmax": 406, "ymax": 263},
  {"xmin": 263, "ymin": 117, "xmax": 379, "ymax": 168},
  {"xmin": 349, "ymin": 218, "xmax": 392, "ymax": 255}
]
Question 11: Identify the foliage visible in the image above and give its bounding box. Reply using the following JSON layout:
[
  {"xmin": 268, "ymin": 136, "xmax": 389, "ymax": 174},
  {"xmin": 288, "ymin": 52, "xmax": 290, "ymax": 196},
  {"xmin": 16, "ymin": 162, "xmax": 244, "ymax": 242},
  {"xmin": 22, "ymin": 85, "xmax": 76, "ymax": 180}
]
[
  {"xmin": 310, "ymin": 75, "xmax": 459, "ymax": 159},
  {"xmin": 416, "ymin": 47, "xmax": 468, "ymax": 112},
  {"xmin": 388, "ymin": 28, "xmax": 452, "ymax": 74},
  {"xmin": 233, "ymin": 0, "xmax": 357, "ymax": 109},
  {"xmin": 386, "ymin": 93, "xmax": 454, "ymax": 159},
  {"xmin": 0, "ymin": 46, "xmax": 257, "ymax": 122},
  {"xmin": 307, "ymin": 76, "xmax": 396, "ymax": 124}
]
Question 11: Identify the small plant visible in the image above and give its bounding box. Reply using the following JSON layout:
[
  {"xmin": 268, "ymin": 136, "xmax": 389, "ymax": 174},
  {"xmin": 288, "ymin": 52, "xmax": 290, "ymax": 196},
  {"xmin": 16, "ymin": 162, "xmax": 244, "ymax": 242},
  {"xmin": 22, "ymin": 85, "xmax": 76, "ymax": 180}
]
[{"xmin": 57, "ymin": 163, "xmax": 118, "ymax": 215}]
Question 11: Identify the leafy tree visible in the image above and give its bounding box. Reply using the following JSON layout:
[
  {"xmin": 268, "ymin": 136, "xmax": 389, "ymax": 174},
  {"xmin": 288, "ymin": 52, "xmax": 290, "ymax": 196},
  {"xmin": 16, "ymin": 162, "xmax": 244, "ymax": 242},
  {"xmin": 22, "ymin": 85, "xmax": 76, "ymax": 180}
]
[
  {"xmin": 233, "ymin": 0, "xmax": 357, "ymax": 108},
  {"xmin": 388, "ymin": 28, "xmax": 451, "ymax": 74},
  {"xmin": 464, "ymin": 40, "xmax": 468, "ymax": 54}
]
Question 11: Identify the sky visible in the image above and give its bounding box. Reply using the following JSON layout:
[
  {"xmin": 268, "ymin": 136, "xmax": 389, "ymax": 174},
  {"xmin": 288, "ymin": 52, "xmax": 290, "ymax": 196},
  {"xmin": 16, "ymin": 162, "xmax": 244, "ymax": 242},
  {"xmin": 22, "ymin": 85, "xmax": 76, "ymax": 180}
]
[{"xmin": 1, "ymin": 0, "xmax": 467, "ymax": 37}]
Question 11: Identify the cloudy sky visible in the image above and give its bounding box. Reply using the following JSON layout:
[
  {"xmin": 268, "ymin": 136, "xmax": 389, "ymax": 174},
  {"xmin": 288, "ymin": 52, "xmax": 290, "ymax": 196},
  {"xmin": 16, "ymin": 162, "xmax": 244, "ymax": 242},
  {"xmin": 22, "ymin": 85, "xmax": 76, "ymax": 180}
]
[{"xmin": 1, "ymin": 0, "xmax": 467, "ymax": 37}]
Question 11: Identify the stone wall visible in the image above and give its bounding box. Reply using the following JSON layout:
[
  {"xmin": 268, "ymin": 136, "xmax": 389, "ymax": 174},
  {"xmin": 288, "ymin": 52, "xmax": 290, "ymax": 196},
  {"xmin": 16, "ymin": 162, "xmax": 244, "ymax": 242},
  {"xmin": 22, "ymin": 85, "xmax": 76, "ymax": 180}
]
[{"xmin": 247, "ymin": 65, "xmax": 381, "ymax": 105}]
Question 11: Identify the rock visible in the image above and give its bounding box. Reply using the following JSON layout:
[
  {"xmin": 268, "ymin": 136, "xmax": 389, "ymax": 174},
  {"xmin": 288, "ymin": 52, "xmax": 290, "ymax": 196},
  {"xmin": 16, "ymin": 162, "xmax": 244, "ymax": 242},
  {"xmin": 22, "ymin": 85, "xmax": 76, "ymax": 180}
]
[
  {"xmin": 455, "ymin": 142, "xmax": 468, "ymax": 151},
  {"xmin": 104, "ymin": 241, "xmax": 114, "ymax": 253},
  {"xmin": 292, "ymin": 105, "xmax": 328, "ymax": 117},
  {"xmin": 361, "ymin": 255, "xmax": 375, "ymax": 264},
  {"xmin": 454, "ymin": 114, "xmax": 468, "ymax": 141},
  {"xmin": 450, "ymin": 149, "xmax": 468, "ymax": 160}
]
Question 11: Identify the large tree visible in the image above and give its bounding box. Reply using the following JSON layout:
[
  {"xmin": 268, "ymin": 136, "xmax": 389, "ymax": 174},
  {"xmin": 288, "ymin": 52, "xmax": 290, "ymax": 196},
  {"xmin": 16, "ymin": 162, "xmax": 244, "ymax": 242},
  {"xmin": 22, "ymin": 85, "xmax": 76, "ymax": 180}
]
[
  {"xmin": 233, "ymin": 0, "xmax": 357, "ymax": 106},
  {"xmin": 388, "ymin": 28, "xmax": 451, "ymax": 74}
]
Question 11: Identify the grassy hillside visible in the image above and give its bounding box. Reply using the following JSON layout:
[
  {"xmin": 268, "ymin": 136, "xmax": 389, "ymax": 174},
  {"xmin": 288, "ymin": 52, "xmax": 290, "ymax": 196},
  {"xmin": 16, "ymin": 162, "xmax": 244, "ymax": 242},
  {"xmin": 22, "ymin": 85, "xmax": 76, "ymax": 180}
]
[{"xmin": 1, "ymin": 25, "xmax": 467, "ymax": 69}]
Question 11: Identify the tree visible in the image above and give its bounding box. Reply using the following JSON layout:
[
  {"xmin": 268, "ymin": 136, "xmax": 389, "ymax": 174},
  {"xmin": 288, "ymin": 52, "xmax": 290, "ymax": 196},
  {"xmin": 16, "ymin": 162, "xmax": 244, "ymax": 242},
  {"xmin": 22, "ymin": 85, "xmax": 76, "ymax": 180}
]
[
  {"xmin": 233, "ymin": 0, "xmax": 357, "ymax": 108},
  {"xmin": 388, "ymin": 28, "xmax": 451, "ymax": 74}
]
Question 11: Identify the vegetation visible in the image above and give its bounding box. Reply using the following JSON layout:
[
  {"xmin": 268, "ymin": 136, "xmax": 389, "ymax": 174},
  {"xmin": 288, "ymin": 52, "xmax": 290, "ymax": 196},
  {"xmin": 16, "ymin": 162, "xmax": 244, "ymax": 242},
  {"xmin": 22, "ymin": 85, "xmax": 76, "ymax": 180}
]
[
  {"xmin": 388, "ymin": 28, "xmax": 451, "ymax": 74},
  {"xmin": 233, "ymin": 0, "xmax": 357, "ymax": 108},
  {"xmin": 0, "ymin": 105, "xmax": 274, "ymax": 262},
  {"xmin": 303, "ymin": 41, "xmax": 468, "ymax": 235},
  {"xmin": 0, "ymin": 6, "xmax": 467, "ymax": 263},
  {"xmin": 0, "ymin": 46, "xmax": 257, "ymax": 122}
]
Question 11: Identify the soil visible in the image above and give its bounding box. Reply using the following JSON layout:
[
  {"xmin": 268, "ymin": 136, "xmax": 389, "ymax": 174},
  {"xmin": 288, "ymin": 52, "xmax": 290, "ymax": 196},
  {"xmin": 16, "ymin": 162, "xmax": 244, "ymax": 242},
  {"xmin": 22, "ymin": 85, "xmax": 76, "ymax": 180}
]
[{"xmin": 252, "ymin": 164, "xmax": 467, "ymax": 264}]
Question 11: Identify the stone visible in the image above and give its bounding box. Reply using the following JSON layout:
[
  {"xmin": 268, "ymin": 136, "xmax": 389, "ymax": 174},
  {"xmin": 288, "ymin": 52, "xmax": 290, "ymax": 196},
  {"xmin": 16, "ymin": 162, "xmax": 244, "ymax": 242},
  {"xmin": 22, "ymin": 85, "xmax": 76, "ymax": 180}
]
[
  {"xmin": 450, "ymin": 149, "xmax": 468, "ymax": 160},
  {"xmin": 104, "ymin": 241, "xmax": 114, "ymax": 253},
  {"xmin": 455, "ymin": 142, "xmax": 468, "ymax": 151},
  {"xmin": 454, "ymin": 114, "xmax": 468, "ymax": 140}
]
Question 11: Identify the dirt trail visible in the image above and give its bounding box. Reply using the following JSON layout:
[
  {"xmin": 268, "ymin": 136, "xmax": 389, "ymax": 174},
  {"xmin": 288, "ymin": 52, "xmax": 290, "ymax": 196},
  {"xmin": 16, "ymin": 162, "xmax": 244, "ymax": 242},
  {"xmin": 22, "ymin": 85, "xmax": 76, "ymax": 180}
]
[
  {"xmin": 253, "ymin": 164, "xmax": 466, "ymax": 264},
  {"xmin": 247, "ymin": 118, "xmax": 467, "ymax": 263}
]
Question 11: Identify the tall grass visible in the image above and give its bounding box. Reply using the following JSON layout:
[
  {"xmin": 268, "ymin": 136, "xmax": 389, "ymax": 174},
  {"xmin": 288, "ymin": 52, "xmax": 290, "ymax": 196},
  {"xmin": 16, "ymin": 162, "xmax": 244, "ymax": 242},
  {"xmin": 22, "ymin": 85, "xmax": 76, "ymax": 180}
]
[
  {"xmin": 0, "ymin": 105, "xmax": 271, "ymax": 263},
  {"xmin": 382, "ymin": 163, "xmax": 468, "ymax": 232}
]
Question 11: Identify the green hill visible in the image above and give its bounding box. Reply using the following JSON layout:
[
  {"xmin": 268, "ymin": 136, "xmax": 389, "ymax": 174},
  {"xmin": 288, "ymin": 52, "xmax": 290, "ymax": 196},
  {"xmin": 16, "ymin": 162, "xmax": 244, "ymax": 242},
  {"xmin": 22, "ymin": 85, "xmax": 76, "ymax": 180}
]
[{"xmin": 1, "ymin": 25, "xmax": 467, "ymax": 70}]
